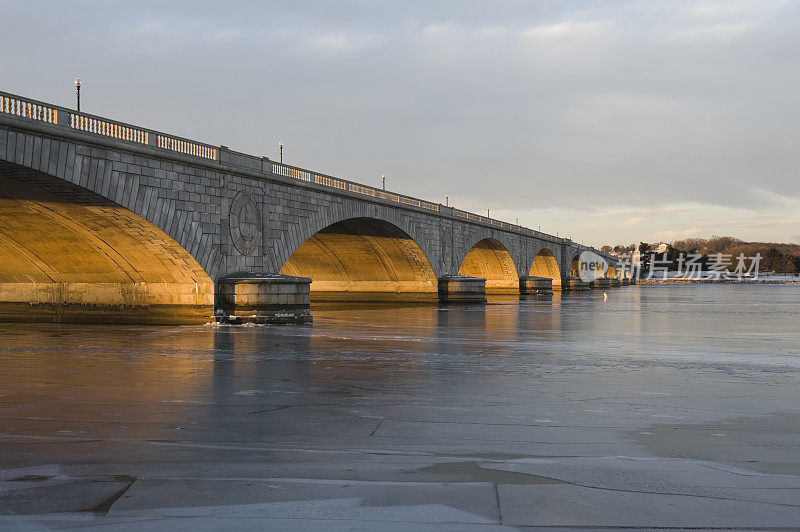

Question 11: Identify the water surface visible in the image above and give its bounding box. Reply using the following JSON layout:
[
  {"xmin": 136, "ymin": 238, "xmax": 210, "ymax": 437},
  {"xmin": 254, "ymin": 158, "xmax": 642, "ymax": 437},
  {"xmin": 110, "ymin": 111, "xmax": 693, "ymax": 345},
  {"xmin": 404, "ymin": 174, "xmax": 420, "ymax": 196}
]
[{"xmin": 1, "ymin": 284, "xmax": 799, "ymax": 528}]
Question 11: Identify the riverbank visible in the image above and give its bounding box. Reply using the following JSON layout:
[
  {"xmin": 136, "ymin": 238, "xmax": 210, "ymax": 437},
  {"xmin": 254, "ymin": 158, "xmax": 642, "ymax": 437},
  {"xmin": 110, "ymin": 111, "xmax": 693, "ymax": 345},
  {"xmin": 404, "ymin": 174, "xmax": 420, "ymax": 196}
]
[{"xmin": 638, "ymin": 273, "xmax": 799, "ymax": 284}]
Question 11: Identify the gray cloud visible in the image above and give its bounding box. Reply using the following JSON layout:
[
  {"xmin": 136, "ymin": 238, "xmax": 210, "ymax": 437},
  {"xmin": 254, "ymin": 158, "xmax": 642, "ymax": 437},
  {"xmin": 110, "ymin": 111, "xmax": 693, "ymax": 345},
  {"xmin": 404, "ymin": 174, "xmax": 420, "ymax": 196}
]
[{"xmin": 2, "ymin": 0, "xmax": 798, "ymax": 243}]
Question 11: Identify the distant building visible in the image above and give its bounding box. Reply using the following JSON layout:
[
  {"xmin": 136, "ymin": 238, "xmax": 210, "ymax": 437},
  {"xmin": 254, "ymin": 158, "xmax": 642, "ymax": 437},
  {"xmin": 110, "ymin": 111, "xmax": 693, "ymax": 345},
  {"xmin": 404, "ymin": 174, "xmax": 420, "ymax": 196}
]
[
  {"xmin": 654, "ymin": 243, "xmax": 669, "ymax": 253},
  {"xmin": 632, "ymin": 249, "xmax": 641, "ymax": 267}
]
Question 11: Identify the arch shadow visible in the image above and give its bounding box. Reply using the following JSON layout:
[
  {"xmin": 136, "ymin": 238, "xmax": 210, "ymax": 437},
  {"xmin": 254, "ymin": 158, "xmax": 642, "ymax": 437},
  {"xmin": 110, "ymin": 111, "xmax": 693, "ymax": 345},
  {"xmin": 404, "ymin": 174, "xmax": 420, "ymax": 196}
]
[
  {"xmin": 0, "ymin": 160, "xmax": 214, "ymax": 323},
  {"xmin": 458, "ymin": 238, "xmax": 518, "ymax": 293},
  {"xmin": 530, "ymin": 248, "xmax": 562, "ymax": 289},
  {"xmin": 570, "ymin": 254, "xmax": 581, "ymax": 277},
  {"xmin": 0, "ymin": 130, "xmax": 219, "ymax": 279},
  {"xmin": 278, "ymin": 217, "xmax": 438, "ymax": 297}
]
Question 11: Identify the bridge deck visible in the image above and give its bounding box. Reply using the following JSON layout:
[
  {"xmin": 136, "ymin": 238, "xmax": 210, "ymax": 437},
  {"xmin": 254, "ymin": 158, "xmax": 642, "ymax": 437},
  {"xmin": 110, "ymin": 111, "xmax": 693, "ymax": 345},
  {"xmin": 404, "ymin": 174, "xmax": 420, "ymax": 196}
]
[{"xmin": 0, "ymin": 89, "xmax": 588, "ymax": 248}]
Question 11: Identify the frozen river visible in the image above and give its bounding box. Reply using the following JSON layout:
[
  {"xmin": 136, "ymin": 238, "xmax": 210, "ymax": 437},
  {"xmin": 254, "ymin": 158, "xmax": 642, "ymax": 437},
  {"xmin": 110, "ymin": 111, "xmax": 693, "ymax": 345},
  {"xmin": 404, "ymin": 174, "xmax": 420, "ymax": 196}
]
[{"xmin": 1, "ymin": 284, "xmax": 799, "ymax": 529}]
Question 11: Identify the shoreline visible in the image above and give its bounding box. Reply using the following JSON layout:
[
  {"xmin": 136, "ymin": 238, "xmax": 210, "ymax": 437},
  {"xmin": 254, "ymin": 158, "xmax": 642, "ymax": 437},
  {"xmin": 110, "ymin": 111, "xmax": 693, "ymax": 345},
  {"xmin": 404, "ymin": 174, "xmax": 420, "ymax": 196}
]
[{"xmin": 638, "ymin": 277, "xmax": 799, "ymax": 285}]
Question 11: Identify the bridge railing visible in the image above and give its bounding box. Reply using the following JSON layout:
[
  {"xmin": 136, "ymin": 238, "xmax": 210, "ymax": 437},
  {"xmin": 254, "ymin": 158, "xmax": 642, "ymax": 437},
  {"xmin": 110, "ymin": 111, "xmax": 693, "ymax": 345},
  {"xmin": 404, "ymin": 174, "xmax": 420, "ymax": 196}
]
[
  {"xmin": 271, "ymin": 161, "xmax": 444, "ymax": 213},
  {"xmin": 0, "ymin": 90, "xmax": 221, "ymax": 161},
  {"xmin": 157, "ymin": 134, "xmax": 216, "ymax": 160},
  {"xmin": 272, "ymin": 161, "xmax": 312, "ymax": 182},
  {"xmin": 0, "ymin": 89, "xmax": 574, "ymax": 245},
  {"xmin": 0, "ymin": 94, "xmax": 58, "ymax": 124},
  {"xmin": 70, "ymin": 113, "xmax": 150, "ymax": 145}
]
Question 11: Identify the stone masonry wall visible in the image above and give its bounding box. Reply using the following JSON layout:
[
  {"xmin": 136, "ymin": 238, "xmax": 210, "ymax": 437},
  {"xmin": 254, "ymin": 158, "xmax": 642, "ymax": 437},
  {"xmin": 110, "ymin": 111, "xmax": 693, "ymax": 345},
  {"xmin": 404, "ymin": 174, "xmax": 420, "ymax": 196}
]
[{"xmin": 0, "ymin": 117, "xmax": 607, "ymax": 285}]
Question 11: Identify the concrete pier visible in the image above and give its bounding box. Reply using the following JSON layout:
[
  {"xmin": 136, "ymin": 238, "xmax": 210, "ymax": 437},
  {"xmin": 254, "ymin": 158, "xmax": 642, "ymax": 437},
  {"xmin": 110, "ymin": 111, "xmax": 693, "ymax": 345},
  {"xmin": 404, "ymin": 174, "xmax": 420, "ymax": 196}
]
[
  {"xmin": 593, "ymin": 278, "xmax": 612, "ymax": 289},
  {"xmin": 438, "ymin": 275, "xmax": 486, "ymax": 303},
  {"xmin": 610, "ymin": 278, "xmax": 621, "ymax": 288},
  {"xmin": 0, "ymin": 283, "xmax": 213, "ymax": 325},
  {"xmin": 519, "ymin": 276, "xmax": 554, "ymax": 295},
  {"xmin": 563, "ymin": 277, "xmax": 592, "ymax": 291},
  {"xmin": 217, "ymin": 274, "xmax": 312, "ymax": 324}
]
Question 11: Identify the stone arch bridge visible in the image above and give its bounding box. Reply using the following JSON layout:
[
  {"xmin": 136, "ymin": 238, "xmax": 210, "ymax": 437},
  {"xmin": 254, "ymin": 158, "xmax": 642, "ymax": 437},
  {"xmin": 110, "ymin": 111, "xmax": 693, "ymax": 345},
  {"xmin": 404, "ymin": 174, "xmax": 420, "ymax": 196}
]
[{"xmin": 0, "ymin": 91, "xmax": 623, "ymax": 323}]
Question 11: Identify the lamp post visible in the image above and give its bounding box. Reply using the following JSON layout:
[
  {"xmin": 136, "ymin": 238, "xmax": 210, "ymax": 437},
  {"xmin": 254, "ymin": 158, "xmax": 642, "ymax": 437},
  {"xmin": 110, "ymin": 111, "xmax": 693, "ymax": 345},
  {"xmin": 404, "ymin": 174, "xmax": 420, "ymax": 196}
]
[
  {"xmin": 278, "ymin": 141, "xmax": 283, "ymax": 163},
  {"xmin": 381, "ymin": 173, "xmax": 386, "ymax": 191},
  {"xmin": 74, "ymin": 77, "xmax": 81, "ymax": 112}
]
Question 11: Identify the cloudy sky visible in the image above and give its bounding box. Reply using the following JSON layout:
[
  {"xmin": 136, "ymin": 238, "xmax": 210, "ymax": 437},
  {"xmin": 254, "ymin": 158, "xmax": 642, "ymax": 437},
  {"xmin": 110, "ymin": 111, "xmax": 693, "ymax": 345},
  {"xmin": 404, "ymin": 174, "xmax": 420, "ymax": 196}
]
[{"xmin": 3, "ymin": 1, "xmax": 799, "ymax": 246}]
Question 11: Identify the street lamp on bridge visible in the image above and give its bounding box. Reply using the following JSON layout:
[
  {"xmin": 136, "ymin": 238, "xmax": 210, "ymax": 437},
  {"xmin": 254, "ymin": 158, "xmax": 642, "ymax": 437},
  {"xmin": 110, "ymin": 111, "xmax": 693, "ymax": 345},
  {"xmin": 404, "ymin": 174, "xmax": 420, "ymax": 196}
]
[
  {"xmin": 278, "ymin": 141, "xmax": 283, "ymax": 163},
  {"xmin": 74, "ymin": 77, "xmax": 81, "ymax": 112}
]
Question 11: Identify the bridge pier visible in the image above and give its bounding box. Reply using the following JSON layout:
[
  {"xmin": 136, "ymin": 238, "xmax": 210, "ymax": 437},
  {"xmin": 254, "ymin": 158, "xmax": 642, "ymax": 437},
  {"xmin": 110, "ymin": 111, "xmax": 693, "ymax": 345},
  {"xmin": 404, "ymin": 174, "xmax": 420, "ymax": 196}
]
[
  {"xmin": 438, "ymin": 275, "xmax": 486, "ymax": 303},
  {"xmin": 216, "ymin": 274, "xmax": 312, "ymax": 324},
  {"xmin": 592, "ymin": 278, "xmax": 612, "ymax": 289},
  {"xmin": 519, "ymin": 276, "xmax": 554, "ymax": 295},
  {"xmin": 563, "ymin": 277, "xmax": 592, "ymax": 291}
]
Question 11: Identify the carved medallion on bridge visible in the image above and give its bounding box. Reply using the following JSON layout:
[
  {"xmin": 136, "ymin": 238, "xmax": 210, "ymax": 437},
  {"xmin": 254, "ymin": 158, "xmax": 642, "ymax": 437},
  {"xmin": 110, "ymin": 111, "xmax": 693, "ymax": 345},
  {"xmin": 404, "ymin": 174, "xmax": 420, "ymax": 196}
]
[
  {"xmin": 229, "ymin": 192, "xmax": 262, "ymax": 256},
  {"xmin": 440, "ymin": 228, "xmax": 452, "ymax": 266}
]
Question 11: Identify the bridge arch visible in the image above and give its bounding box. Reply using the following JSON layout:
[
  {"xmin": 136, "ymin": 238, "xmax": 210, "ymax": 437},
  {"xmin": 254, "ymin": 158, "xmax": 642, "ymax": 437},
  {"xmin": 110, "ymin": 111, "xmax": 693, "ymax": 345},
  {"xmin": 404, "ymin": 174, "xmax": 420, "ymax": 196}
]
[
  {"xmin": 0, "ymin": 159, "xmax": 213, "ymax": 323},
  {"xmin": 457, "ymin": 238, "xmax": 519, "ymax": 292},
  {"xmin": 271, "ymin": 199, "xmax": 440, "ymax": 278},
  {"xmin": 569, "ymin": 254, "xmax": 581, "ymax": 277},
  {"xmin": 278, "ymin": 217, "xmax": 438, "ymax": 294},
  {"xmin": 0, "ymin": 129, "xmax": 219, "ymax": 278},
  {"xmin": 529, "ymin": 247, "xmax": 562, "ymax": 289}
]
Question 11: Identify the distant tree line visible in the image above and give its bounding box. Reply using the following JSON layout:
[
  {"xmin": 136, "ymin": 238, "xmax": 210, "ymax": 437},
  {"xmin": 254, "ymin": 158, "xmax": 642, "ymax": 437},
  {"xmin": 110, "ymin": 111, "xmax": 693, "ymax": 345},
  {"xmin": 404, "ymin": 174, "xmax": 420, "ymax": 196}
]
[{"xmin": 600, "ymin": 236, "xmax": 800, "ymax": 274}]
